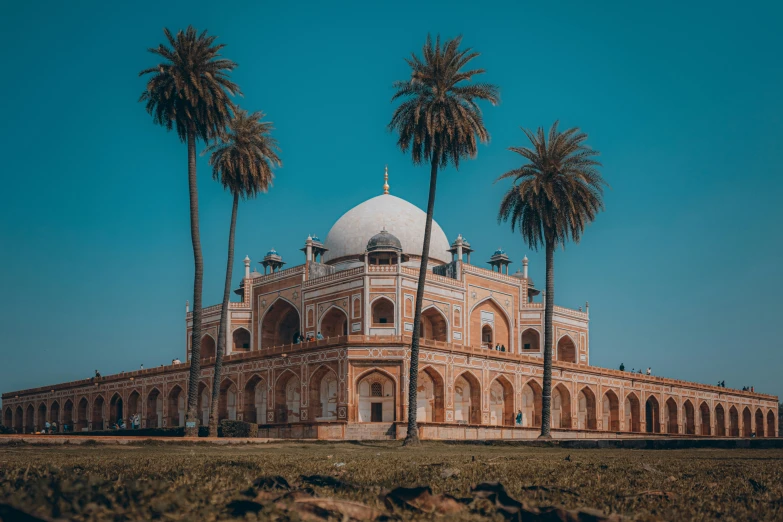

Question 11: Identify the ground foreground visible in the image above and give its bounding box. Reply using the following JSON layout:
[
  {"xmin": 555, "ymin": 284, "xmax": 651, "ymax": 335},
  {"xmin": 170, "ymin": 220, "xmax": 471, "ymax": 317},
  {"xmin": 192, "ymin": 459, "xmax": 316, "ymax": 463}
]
[{"xmin": 1, "ymin": 442, "xmax": 782, "ymax": 521}]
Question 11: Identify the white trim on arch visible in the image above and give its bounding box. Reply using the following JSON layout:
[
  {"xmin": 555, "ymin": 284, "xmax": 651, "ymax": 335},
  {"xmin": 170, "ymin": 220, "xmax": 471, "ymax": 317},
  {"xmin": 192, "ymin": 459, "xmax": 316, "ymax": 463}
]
[
  {"xmin": 257, "ymin": 296, "xmax": 302, "ymax": 351},
  {"xmin": 420, "ymin": 304, "xmax": 450, "ymax": 342},
  {"xmin": 468, "ymin": 296, "xmax": 515, "ymax": 353}
]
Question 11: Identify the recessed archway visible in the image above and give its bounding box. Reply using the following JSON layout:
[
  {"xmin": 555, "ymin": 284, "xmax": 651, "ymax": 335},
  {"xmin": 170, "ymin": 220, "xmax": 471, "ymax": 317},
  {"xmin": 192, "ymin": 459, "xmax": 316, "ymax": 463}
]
[
  {"xmin": 232, "ymin": 327, "xmax": 251, "ymax": 352},
  {"xmin": 645, "ymin": 396, "xmax": 660, "ymax": 433},
  {"xmin": 76, "ymin": 398, "xmax": 89, "ymax": 431},
  {"xmin": 665, "ymin": 398, "xmax": 678, "ymax": 434},
  {"xmin": 37, "ymin": 403, "xmax": 47, "ymax": 432},
  {"xmin": 127, "ymin": 390, "xmax": 140, "ymax": 422},
  {"xmin": 454, "ymin": 372, "xmax": 482, "ymax": 424},
  {"xmin": 576, "ymin": 387, "xmax": 597, "ymax": 430},
  {"xmin": 729, "ymin": 406, "xmax": 739, "ymax": 437},
  {"xmin": 261, "ymin": 299, "xmax": 301, "ymax": 348},
  {"xmin": 371, "ymin": 297, "xmax": 395, "ymax": 326},
  {"xmin": 201, "ymin": 334, "xmax": 216, "ymax": 360},
  {"xmin": 25, "ymin": 404, "xmax": 35, "ymax": 433},
  {"xmin": 768, "ymin": 410, "xmax": 776, "ymax": 438},
  {"xmin": 755, "ymin": 408, "xmax": 765, "ymax": 438},
  {"xmin": 416, "ymin": 367, "xmax": 445, "ymax": 423},
  {"xmin": 700, "ymin": 402, "xmax": 712, "ymax": 436},
  {"xmin": 310, "ymin": 365, "xmax": 339, "ymax": 421},
  {"xmin": 602, "ymin": 390, "xmax": 620, "ymax": 431},
  {"xmin": 219, "ymin": 379, "xmax": 238, "ymax": 422},
  {"xmin": 552, "ymin": 383, "xmax": 572, "ymax": 429},
  {"xmin": 490, "ymin": 376, "xmax": 514, "ymax": 426},
  {"xmin": 274, "ymin": 371, "xmax": 301, "ymax": 423},
  {"xmin": 481, "ymin": 325, "xmax": 493, "ymax": 349},
  {"xmin": 742, "ymin": 407, "xmax": 752, "ymax": 437},
  {"xmin": 319, "ymin": 306, "xmax": 348, "ymax": 338},
  {"xmin": 92, "ymin": 396, "xmax": 105, "ymax": 431},
  {"xmin": 470, "ymin": 298, "xmax": 510, "ymax": 350},
  {"xmin": 684, "ymin": 400, "xmax": 696, "ymax": 435},
  {"xmin": 521, "ymin": 328, "xmax": 540, "ymax": 352},
  {"xmin": 109, "ymin": 393, "xmax": 123, "ymax": 426},
  {"xmin": 14, "ymin": 406, "xmax": 23, "ymax": 433},
  {"xmin": 357, "ymin": 370, "xmax": 395, "ymax": 422},
  {"xmin": 420, "ymin": 307, "xmax": 448, "ymax": 342},
  {"xmin": 624, "ymin": 392, "xmax": 641, "ymax": 433},
  {"xmin": 197, "ymin": 382, "xmax": 210, "ymax": 427},
  {"xmin": 556, "ymin": 335, "xmax": 577, "ymax": 363},
  {"xmin": 4, "ymin": 407, "xmax": 13, "ymax": 431},
  {"xmin": 50, "ymin": 401, "xmax": 60, "ymax": 430},
  {"xmin": 521, "ymin": 380, "xmax": 542, "ymax": 428},
  {"xmin": 168, "ymin": 386, "xmax": 185, "ymax": 427},
  {"xmin": 715, "ymin": 404, "xmax": 726, "ymax": 436},
  {"xmin": 146, "ymin": 389, "xmax": 163, "ymax": 428},
  {"xmin": 243, "ymin": 375, "xmax": 267, "ymax": 424},
  {"xmin": 63, "ymin": 400, "xmax": 74, "ymax": 431}
]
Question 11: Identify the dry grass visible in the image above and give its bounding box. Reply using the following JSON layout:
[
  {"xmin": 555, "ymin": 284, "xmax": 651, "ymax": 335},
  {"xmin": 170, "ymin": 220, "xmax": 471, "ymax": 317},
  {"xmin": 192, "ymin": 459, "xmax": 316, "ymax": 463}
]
[{"xmin": 1, "ymin": 441, "xmax": 782, "ymax": 520}]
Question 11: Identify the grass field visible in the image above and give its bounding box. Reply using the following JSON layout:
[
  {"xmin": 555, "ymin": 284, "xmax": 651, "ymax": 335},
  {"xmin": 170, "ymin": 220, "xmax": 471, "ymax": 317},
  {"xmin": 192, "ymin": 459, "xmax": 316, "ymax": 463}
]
[{"xmin": 1, "ymin": 441, "xmax": 782, "ymax": 520}]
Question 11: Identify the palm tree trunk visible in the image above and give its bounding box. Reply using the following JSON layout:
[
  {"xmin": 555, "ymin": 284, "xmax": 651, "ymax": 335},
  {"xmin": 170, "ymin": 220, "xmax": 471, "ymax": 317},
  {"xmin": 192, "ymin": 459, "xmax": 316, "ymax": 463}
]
[
  {"xmin": 403, "ymin": 155, "xmax": 439, "ymax": 446},
  {"xmin": 209, "ymin": 192, "xmax": 239, "ymax": 437},
  {"xmin": 184, "ymin": 130, "xmax": 204, "ymax": 437},
  {"xmin": 539, "ymin": 238, "xmax": 554, "ymax": 438}
]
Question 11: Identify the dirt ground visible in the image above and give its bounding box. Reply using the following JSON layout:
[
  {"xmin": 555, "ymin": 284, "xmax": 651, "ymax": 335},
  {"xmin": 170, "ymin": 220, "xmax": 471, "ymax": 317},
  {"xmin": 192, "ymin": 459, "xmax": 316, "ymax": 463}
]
[{"xmin": 0, "ymin": 441, "xmax": 781, "ymax": 521}]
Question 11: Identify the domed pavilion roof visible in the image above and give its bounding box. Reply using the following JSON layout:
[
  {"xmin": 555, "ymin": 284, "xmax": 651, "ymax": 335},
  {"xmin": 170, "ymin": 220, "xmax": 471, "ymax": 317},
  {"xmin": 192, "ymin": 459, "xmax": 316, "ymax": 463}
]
[
  {"xmin": 367, "ymin": 228, "xmax": 402, "ymax": 252},
  {"xmin": 323, "ymin": 194, "xmax": 451, "ymax": 264}
]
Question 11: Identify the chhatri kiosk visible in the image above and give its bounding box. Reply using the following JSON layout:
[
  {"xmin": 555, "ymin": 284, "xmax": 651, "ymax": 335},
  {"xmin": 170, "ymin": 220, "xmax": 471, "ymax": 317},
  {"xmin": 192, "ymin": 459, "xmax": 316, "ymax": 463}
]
[{"xmin": 2, "ymin": 174, "xmax": 778, "ymax": 440}]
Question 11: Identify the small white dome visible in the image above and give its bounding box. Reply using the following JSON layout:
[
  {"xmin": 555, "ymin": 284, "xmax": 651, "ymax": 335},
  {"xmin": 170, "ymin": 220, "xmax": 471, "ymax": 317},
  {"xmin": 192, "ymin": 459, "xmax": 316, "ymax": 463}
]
[{"xmin": 323, "ymin": 194, "xmax": 450, "ymax": 264}]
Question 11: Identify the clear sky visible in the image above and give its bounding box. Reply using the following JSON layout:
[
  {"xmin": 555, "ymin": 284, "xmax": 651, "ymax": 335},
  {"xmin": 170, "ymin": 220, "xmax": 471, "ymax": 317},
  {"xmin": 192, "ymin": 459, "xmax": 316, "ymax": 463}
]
[{"xmin": 1, "ymin": 1, "xmax": 781, "ymax": 400}]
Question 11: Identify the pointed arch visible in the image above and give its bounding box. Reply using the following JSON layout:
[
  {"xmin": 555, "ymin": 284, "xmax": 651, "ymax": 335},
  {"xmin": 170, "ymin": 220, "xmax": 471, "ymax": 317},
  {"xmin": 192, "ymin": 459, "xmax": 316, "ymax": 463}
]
[
  {"xmin": 602, "ymin": 389, "xmax": 620, "ymax": 431},
  {"xmin": 469, "ymin": 296, "xmax": 512, "ymax": 351},
  {"xmin": 109, "ymin": 393, "xmax": 123, "ymax": 426},
  {"xmin": 767, "ymin": 410, "xmax": 776, "ymax": 438},
  {"xmin": 319, "ymin": 305, "xmax": 349, "ymax": 338},
  {"xmin": 3, "ymin": 407, "xmax": 13, "ymax": 431},
  {"xmin": 49, "ymin": 400, "xmax": 60, "ymax": 429},
  {"xmin": 520, "ymin": 379, "xmax": 543, "ymax": 428},
  {"xmin": 416, "ymin": 365, "xmax": 445, "ymax": 422},
  {"xmin": 665, "ymin": 397, "xmax": 678, "ymax": 434},
  {"xmin": 243, "ymin": 373, "xmax": 268, "ymax": 424},
  {"xmin": 76, "ymin": 397, "xmax": 89, "ymax": 431},
  {"xmin": 274, "ymin": 369, "xmax": 301, "ymax": 423},
  {"xmin": 454, "ymin": 371, "xmax": 482, "ymax": 424},
  {"xmin": 755, "ymin": 408, "xmax": 765, "ymax": 438},
  {"xmin": 309, "ymin": 364, "xmax": 339, "ymax": 421},
  {"xmin": 556, "ymin": 334, "xmax": 577, "ymax": 363},
  {"xmin": 683, "ymin": 400, "xmax": 696, "ymax": 435},
  {"xmin": 624, "ymin": 392, "xmax": 641, "ymax": 433},
  {"xmin": 200, "ymin": 333, "xmax": 216, "ymax": 360},
  {"xmin": 146, "ymin": 387, "xmax": 163, "ymax": 428},
  {"xmin": 260, "ymin": 297, "xmax": 301, "ymax": 349},
  {"xmin": 576, "ymin": 386, "xmax": 597, "ymax": 430},
  {"xmin": 729, "ymin": 405, "xmax": 739, "ymax": 436},
  {"xmin": 420, "ymin": 305, "xmax": 449, "ymax": 342},
  {"xmin": 25, "ymin": 404, "xmax": 35, "ymax": 433},
  {"xmin": 219, "ymin": 378, "xmax": 239, "ymax": 422},
  {"xmin": 370, "ymin": 296, "xmax": 395, "ymax": 326},
  {"xmin": 552, "ymin": 383, "xmax": 572, "ymax": 429},
  {"xmin": 37, "ymin": 402, "xmax": 47, "ymax": 432},
  {"xmin": 197, "ymin": 381, "xmax": 211, "ymax": 426},
  {"xmin": 232, "ymin": 327, "xmax": 251, "ymax": 352},
  {"xmin": 521, "ymin": 328, "xmax": 541, "ymax": 352},
  {"xmin": 92, "ymin": 395, "xmax": 105, "ymax": 431},
  {"xmin": 645, "ymin": 395, "xmax": 660, "ymax": 433},
  {"xmin": 14, "ymin": 406, "xmax": 23, "ymax": 433},
  {"xmin": 490, "ymin": 375, "xmax": 515, "ymax": 426},
  {"xmin": 699, "ymin": 402, "xmax": 712, "ymax": 436},
  {"xmin": 715, "ymin": 403, "xmax": 726, "ymax": 436},
  {"xmin": 167, "ymin": 385, "xmax": 185, "ymax": 427},
  {"xmin": 127, "ymin": 389, "xmax": 141, "ymax": 418},
  {"xmin": 742, "ymin": 407, "xmax": 752, "ymax": 437},
  {"xmin": 356, "ymin": 369, "xmax": 396, "ymax": 422}
]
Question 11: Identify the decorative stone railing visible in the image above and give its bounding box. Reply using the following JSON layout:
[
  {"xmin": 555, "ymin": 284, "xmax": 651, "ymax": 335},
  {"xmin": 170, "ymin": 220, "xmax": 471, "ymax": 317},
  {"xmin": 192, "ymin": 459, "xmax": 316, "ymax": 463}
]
[
  {"xmin": 367, "ymin": 265, "xmax": 397, "ymax": 273},
  {"xmin": 303, "ymin": 266, "xmax": 363, "ymax": 288},
  {"xmin": 401, "ymin": 267, "xmax": 464, "ymax": 288},
  {"xmin": 462, "ymin": 264, "xmax": 522, "ymax": 284}
]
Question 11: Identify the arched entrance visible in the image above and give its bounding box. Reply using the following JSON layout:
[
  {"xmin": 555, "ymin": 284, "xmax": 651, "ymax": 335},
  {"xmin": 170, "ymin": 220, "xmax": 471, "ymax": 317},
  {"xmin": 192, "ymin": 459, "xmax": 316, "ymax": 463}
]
[
  {"xmin": 700, "ymin": 402, "xmax": 711, "ymax": 436},
  {"xmin": 92, "ymin": 396, "xmax": 105, "ymax": 431},
  {"xmin": 319, "ymin": 307, "xmax": 348, "ymax": 338},
  {"xmin": 454, "ymin": 372, "xmax": 481, "ymax": 424},
  {"xmin": 521, "ymin": 328, "xmax": 540, "ymax": 352},
  {"xmin": 261, "ymin": 299, "xmax": 301, "ymax": 348},
  {"xmin": 197, "ymin": 382, "xmax": 210, "ymax": 427},
  {"xmin": 219, "ymin": 380, "xmax": 238, "ymax": 421},
  {"xmin": 14, "ymin": 406, "xmax": 23, "ymax": 433},
  {"xmin": 4, "ymin": 408, "xmax": 12, "ymax": 431},
  {"xmin": 665, "ymin": 398, "xmax": 678, "ymax": 434},
  {"xmin": 552, "ymin": 384, "xmax": 572, "ymax": 429},
  {"xmin": 25, "ymin": 405, "xmax": 35, "ymax": 433},
  {"xmin": 232, "ymin": 327, "xmax": 251, "ymax": 352},
  {"xmin": 470, "ymin": 299, "xmax": 510, "ymax": 350},
  {"xmin": 755, "ymin": 409, "xmax": 765, "ymax": 438},
  {"xmin": 624, "ymin": 392, "xmax": 641, "ymax": 433},
  {"xmin": 50, "ymin": 401, "xmax": 60, "ymax": 431},
  {"xmin": 768, "ymin": 410, "xmax": 776, "ymax": 438},
  {"xmin": 577, "ymin": 387, "xmax": 597, "ymax": 430},
  {"xmin": 729, "ymin": 406, "xmax": 739, "ymax": 436},
  {"xmin": 243, "ymin": 375, "xmax": 267, "ymax": 424},
  {"xmin": 602, "ymin": 390, "xmax": 620, "ymax": 431},
  {"xmin": 645, "ymin": 396, "xmax": 660, "ymax": 433},
  {"xmin": 489, "ymin": 376, "xmax": 514, "ymax": 426},
  {"xmin": 37, "ymin": 403, "xmax": 47, "ymax": 431},
  {"xmin": 63, "ymin": 400, "xmax": 73, "ymax": 432},
  {"xmin": 371, "ymin": 297, "xmax": 395, "ymax": 327},
  {"xmin": 274, "ymin": 371, "xmax": 301, "ymax": 422},
  {"xmin": 201, "ymin": 334, "xmax": 216, "ymax": 360},
  {"xmin": 684, "ymin": 400, "xmax": 696, "ymax": 435},
  {"xmin": 77, "ymin": 398, "xmax": 89, "ymax": 431},
  {"xmin": 416, "ymin": 367, "xmax": 445, "ymax": 422},
  {"xmin": 146, "ymin": 389, "xmax": 163, "ymax": 428},
  {"xmin": 127, "ymin": 391, "xmax": 140, "ymax": 420},
  {"xmin": 421, "ymin": 307, "xmax": 448, "ymax": 342},
  {"xmin": 742, "ymin": 407, "xmax": 752, "ymax": 437},
  {"xmin": 109, "ymin": 393, "xmax": 123, "ymax": 426},
  {"xmin": 521, "ymin": 380, "xmax": 542, "ymax": 427},
  {"xmin": 715, "ymin": 404, "xmax": 726, "ymax": 436},
  {"xmin": 310, "ymin": 366, "xmax": 338, "ymax": 421},
  {"xmin": 357, "ymin": 371, "xmax": 395, "ymax": 422},
  {"xmin": 168, "ymin": 386, "xmax": 184, "ymax": 427},
  {"xmin": 556, "ymin": 336, "xmax": 577, "ymax": 363}
]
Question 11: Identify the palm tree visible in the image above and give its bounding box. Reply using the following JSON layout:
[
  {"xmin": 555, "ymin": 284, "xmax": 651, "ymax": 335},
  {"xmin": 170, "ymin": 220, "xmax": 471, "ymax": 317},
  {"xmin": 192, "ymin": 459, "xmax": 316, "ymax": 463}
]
[
  {"xmin": 139, "ymin": 26, "xmax": 240, "ymax": 436},
  {"xmin": 389, "ymin": 35, "xmax": 498, "ymax": 445},
  {"xmin": 497, "ymin": 121, "xmax": 606, "ymax": 438},
  {"xmin": 204, "ymin": 109, "xmax": 281, "ymax": 437}
]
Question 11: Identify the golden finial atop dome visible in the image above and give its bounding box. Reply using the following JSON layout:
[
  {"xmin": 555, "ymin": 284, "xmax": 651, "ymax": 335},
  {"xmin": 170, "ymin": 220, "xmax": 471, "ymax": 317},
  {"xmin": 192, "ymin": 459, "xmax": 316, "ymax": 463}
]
[{"xmin": 383, "ymin": 165, "xmax": 390, "ymax": 195}]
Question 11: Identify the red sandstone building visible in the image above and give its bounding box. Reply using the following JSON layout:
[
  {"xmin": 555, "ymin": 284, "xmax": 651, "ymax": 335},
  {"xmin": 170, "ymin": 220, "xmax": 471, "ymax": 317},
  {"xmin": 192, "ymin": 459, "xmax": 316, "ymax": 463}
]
[{"xmin": 2, "ymin": 179, "xmax": 778, "ymax": 439}]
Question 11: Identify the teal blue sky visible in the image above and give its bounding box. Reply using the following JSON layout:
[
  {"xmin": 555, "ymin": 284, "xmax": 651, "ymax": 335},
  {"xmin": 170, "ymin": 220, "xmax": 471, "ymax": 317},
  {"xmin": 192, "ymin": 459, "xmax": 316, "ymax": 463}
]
[{"xmin": 1, "ymin": 1, "xmax": 781, "ymax": 400}]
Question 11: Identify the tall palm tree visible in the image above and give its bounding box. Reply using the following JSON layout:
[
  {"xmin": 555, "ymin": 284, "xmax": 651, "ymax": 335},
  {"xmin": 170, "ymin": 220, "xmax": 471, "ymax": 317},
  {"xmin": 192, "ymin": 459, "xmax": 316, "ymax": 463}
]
[
  {"xmin": 389, "ymin": 35, "xmax": 498, "ymax": 446},
  {"xmin": 497, "ymin": 121, "xmax": 606, "ymax": 438},
  {"xmin": 204, "ymin": 109, "xmax": 281, "ymax": 437},
  {"xmin": 139, "ymin": 26, "xmax": 240, "ymax": 436}
]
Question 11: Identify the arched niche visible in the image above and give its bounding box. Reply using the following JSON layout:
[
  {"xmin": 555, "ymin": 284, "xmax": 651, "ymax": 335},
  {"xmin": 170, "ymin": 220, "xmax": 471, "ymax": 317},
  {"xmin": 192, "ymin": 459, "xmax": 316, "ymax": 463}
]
[
  {"xmin": 371, "ymin": 297, "xmax": 395, "ymax": 326},
  {"xmin": 357, "ymin": 370, "xmax": 395, "ymax": 422},
  {"xmin": 319, "ymin": 307, "xmax": 348, "ymax": 338},
  {"xmin": 470, "ymin": 298, "xmax": 510, "ymax": 350},
  {"xmin": 521, "ymin": 328, "xmax": 540, "ymax": 352},
  {"xmin": 489, "ymin": 376, "xmax": 514, "ymax": 426},
  {"xmin": 556, "ymin": 335, "xmax": 577, "ymax": 363},
  {"xmin": 624, "ymin": 392, "xmax": 641, "ymax": 433},
  {"xmin": 274, "ymin": 371, "xmax": 301, "ymax": 423},
  {"xmin": 232, "ymin": 327, "xmax": 251, "ymax": 352},
  {"xmin": 261, "ymin": 299, "xmax": 301, "ymax": 348},
  {"xmin": 168, "ymin": 386, "xmax": 185, "ymax": 427},
  {"xmin": 416, "ymin": 367, "xmax": 445, "ymax": 423},
  {"xmin": 454, "ymin": 372, "xmax": 482, "ymax": 425},
  {"xmin": 551, "ymin": 384, "xmax": 572, "ymax": 429},
  {"xmin": 243, "ymin": 375, "xmax": 267, "ymax": 424},
  {"xmin": 310, "ymin": 365, "xmax": 338, "ymax": 421},
  {"xmin": 521, "ymin": 380, "xmax": 543, "ymax": 428},
  {"xmin": 576, "ymin": 387, "xmax": 596, "ymax": 430},
  {"xmin": 602, "ymin": 390, "xmax": 620, "ymax": 431},
  {"xmin": 420, "ymin": 307, "xmax": 448, "ymax": 342}
]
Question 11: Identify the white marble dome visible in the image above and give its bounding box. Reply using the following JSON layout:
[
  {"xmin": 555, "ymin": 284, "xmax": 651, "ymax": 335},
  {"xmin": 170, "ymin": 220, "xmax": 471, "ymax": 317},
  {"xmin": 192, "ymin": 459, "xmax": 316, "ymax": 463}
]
[{"xmin": 323, "ymin": 194, "xmax": 451, "ymax": 264}]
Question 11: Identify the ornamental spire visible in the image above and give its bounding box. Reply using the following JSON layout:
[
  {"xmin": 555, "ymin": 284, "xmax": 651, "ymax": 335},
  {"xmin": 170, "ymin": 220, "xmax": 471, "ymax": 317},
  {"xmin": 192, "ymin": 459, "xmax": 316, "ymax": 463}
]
[{"xmin": 383, "ymin": 165, "xmax": 389, "ymax": 195}]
